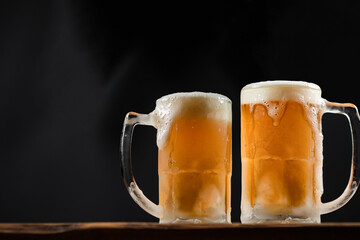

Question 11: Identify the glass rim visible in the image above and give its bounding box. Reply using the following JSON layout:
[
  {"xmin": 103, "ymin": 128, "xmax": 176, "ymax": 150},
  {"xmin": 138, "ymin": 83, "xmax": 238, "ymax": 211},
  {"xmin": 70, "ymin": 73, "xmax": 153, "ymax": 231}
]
[
  {"xmin": 156, "ymin": 91, "xmax": 232, "ymax": 104},
  {"xmin": 242, "ymin": 80, "xmax": 321, "ymax": 91}
]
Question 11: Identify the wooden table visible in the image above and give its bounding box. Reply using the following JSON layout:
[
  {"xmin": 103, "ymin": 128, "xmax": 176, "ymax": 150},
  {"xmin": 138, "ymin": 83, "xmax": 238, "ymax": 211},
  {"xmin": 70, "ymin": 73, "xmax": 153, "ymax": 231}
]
[{"xmin": 0, "ymin": 222, "xmax": 359, "ymax": 240}]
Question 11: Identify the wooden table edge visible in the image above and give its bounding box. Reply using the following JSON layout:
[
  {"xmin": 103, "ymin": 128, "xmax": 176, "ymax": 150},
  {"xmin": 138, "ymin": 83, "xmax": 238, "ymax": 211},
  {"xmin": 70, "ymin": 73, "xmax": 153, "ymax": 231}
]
[{"xmin": 0, "ymin": 222, "xmax": 359, "ymax": 234}]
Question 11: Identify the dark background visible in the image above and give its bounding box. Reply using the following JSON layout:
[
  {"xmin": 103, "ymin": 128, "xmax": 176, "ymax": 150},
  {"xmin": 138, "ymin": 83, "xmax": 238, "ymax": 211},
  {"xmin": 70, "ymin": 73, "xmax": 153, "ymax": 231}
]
[{"xmin": 0, "ymin": 0, "xmax": 359, "ymax": 222}]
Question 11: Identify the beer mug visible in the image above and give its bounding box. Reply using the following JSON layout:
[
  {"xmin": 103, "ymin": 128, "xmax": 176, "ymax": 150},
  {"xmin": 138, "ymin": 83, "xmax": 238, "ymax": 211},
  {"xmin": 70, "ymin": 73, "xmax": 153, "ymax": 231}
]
[
  {"xmin": 121, "ymin": 92, "xmax": 232, "ymax": 223},
  {"xmin": 240, "ymin": 81, "xmax": 360, "ymax": 223}
]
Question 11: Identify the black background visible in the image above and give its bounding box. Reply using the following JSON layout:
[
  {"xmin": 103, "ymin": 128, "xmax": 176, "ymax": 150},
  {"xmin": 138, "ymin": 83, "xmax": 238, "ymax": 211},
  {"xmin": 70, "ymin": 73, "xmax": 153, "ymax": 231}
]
[{"xmin": 0, "ymin": 0, "xmax": 359, "ymax": 222}]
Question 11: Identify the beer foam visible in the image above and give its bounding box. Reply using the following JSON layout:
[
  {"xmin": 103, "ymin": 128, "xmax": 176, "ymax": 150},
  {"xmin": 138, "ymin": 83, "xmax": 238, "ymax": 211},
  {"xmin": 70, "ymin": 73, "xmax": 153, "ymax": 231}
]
[
  {"xmin": 241, "ymin": 81, "xmax": 325, "ymax": 131},
  {"xmin": 241, "ymin": 80, "xmax": 322, "ymax": 105},
  {"xmin": 150, "ymin": 92, "xmax": 232, "ymax": 149}
]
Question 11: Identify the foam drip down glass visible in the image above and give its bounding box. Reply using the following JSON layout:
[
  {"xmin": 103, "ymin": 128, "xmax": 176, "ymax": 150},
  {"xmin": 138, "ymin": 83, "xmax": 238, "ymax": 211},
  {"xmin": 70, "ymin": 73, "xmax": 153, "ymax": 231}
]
[
  {"xmin": 120, "ymin": 92, "xmax": 232, "ymax": 223},
  {"xmin": 240, "ymin": 81, "xmax": 360, "ymax": 223}
]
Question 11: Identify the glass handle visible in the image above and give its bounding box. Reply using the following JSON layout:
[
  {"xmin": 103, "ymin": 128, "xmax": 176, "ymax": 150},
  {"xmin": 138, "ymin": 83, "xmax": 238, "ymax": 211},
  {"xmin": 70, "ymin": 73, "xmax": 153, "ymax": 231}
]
[
  {"xmin": 120, "ymin": 112, "xmax": 162, "ymax": 218},
  {"xmin": 320, "ymin": 101, "xmax": 360, "ymax": 214}
]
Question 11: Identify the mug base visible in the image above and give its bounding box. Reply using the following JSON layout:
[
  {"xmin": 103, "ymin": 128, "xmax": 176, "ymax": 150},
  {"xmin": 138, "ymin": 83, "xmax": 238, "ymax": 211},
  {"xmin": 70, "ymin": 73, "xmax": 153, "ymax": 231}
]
[
  {"xmin": 241, "ymin": 214, "xmax": 320, "ymax": 224},
  {"xmin": 160, "ymin": 216, "xmax": 231, "ymax": 224}
]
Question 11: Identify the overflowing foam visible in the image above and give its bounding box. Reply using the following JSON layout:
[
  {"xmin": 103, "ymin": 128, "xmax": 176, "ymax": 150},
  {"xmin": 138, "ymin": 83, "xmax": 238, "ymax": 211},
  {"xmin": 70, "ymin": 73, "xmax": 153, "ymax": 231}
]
[{"xmin": 150, "ymin": 92, "xmax": 232, "ymax": 149}]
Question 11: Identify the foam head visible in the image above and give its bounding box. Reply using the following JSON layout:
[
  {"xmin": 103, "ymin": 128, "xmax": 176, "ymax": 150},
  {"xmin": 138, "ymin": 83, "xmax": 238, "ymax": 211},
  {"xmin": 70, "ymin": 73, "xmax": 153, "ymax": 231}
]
[
  {"xmin": 150, "ymin": 92, "xmax": 232, "ymax": 149},
  {"xmin": 241, "ymin": 80, "xmax": 322, "ymax": 105}
]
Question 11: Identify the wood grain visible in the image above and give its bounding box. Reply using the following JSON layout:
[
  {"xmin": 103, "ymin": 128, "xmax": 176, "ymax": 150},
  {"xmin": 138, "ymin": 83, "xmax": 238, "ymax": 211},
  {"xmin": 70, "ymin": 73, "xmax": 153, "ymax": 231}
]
[{"xmin": 0, "ymin": 222, "xmax": 359, "ymax": 240}]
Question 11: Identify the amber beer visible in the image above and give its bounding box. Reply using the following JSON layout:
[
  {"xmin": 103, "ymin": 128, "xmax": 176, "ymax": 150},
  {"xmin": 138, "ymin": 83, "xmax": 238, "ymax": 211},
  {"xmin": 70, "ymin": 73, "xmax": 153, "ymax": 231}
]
[
  {"xmin": 155, "ymin": 93, "xmax": 232, "ymax": 223},
  {"xmin": 241, "ymin": 81, "xmax": 324, "ymax": 223}
]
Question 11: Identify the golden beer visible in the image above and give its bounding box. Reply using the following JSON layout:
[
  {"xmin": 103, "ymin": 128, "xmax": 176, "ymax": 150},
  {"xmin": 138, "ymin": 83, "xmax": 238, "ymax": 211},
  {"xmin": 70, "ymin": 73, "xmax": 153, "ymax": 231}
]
[
  {"xmin": 121, "ymin": 83, "xmax": 360, "ymax": 224},
  {"xmin": 155, "ymin": 93, "xmax": 232, "ymax": 223},
  {"xmin": 241, "ymin": 81, "xmax": 324, "ymax": 223}
]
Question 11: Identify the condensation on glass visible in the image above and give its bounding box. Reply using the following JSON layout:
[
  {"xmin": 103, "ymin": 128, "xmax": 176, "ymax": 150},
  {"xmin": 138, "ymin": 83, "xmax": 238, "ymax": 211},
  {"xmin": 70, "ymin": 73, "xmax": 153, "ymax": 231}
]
[
  {"xmin": 240, "ymin": 81, "xmax": 360, "ymax": 223},
  {"xmin": 121, "ymin": 92, "xmax": 232, "ymax": 223}
]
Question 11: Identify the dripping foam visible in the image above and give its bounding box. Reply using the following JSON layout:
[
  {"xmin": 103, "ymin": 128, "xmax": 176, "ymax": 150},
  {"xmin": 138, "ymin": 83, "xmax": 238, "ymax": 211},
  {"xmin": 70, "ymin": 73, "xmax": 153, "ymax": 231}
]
[{"xmin": 150, "ymin": 92, "xmax": 232, "ymax": 149}]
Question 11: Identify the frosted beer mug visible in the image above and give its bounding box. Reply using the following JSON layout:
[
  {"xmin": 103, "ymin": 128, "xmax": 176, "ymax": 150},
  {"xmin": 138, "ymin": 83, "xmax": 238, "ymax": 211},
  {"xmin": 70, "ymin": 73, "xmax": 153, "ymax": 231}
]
[
  {"xmin": 240, "ymin": 81, "xmax": 360, "ymax": 223},
  {"xmin": 120, "ymin": 92, "xmax": 232, "ymax": 223}
]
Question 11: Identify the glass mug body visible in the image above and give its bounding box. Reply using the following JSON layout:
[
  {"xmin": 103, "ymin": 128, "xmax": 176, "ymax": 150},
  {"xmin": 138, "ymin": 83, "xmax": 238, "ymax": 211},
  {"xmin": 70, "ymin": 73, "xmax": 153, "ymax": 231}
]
[
  {"xmin": 240, "ymin": 81, "xmax": 360, "ymax": 223},
  {"xmin": 121, "ymin": 92, "xmax": 232, "ymax": 223}
]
